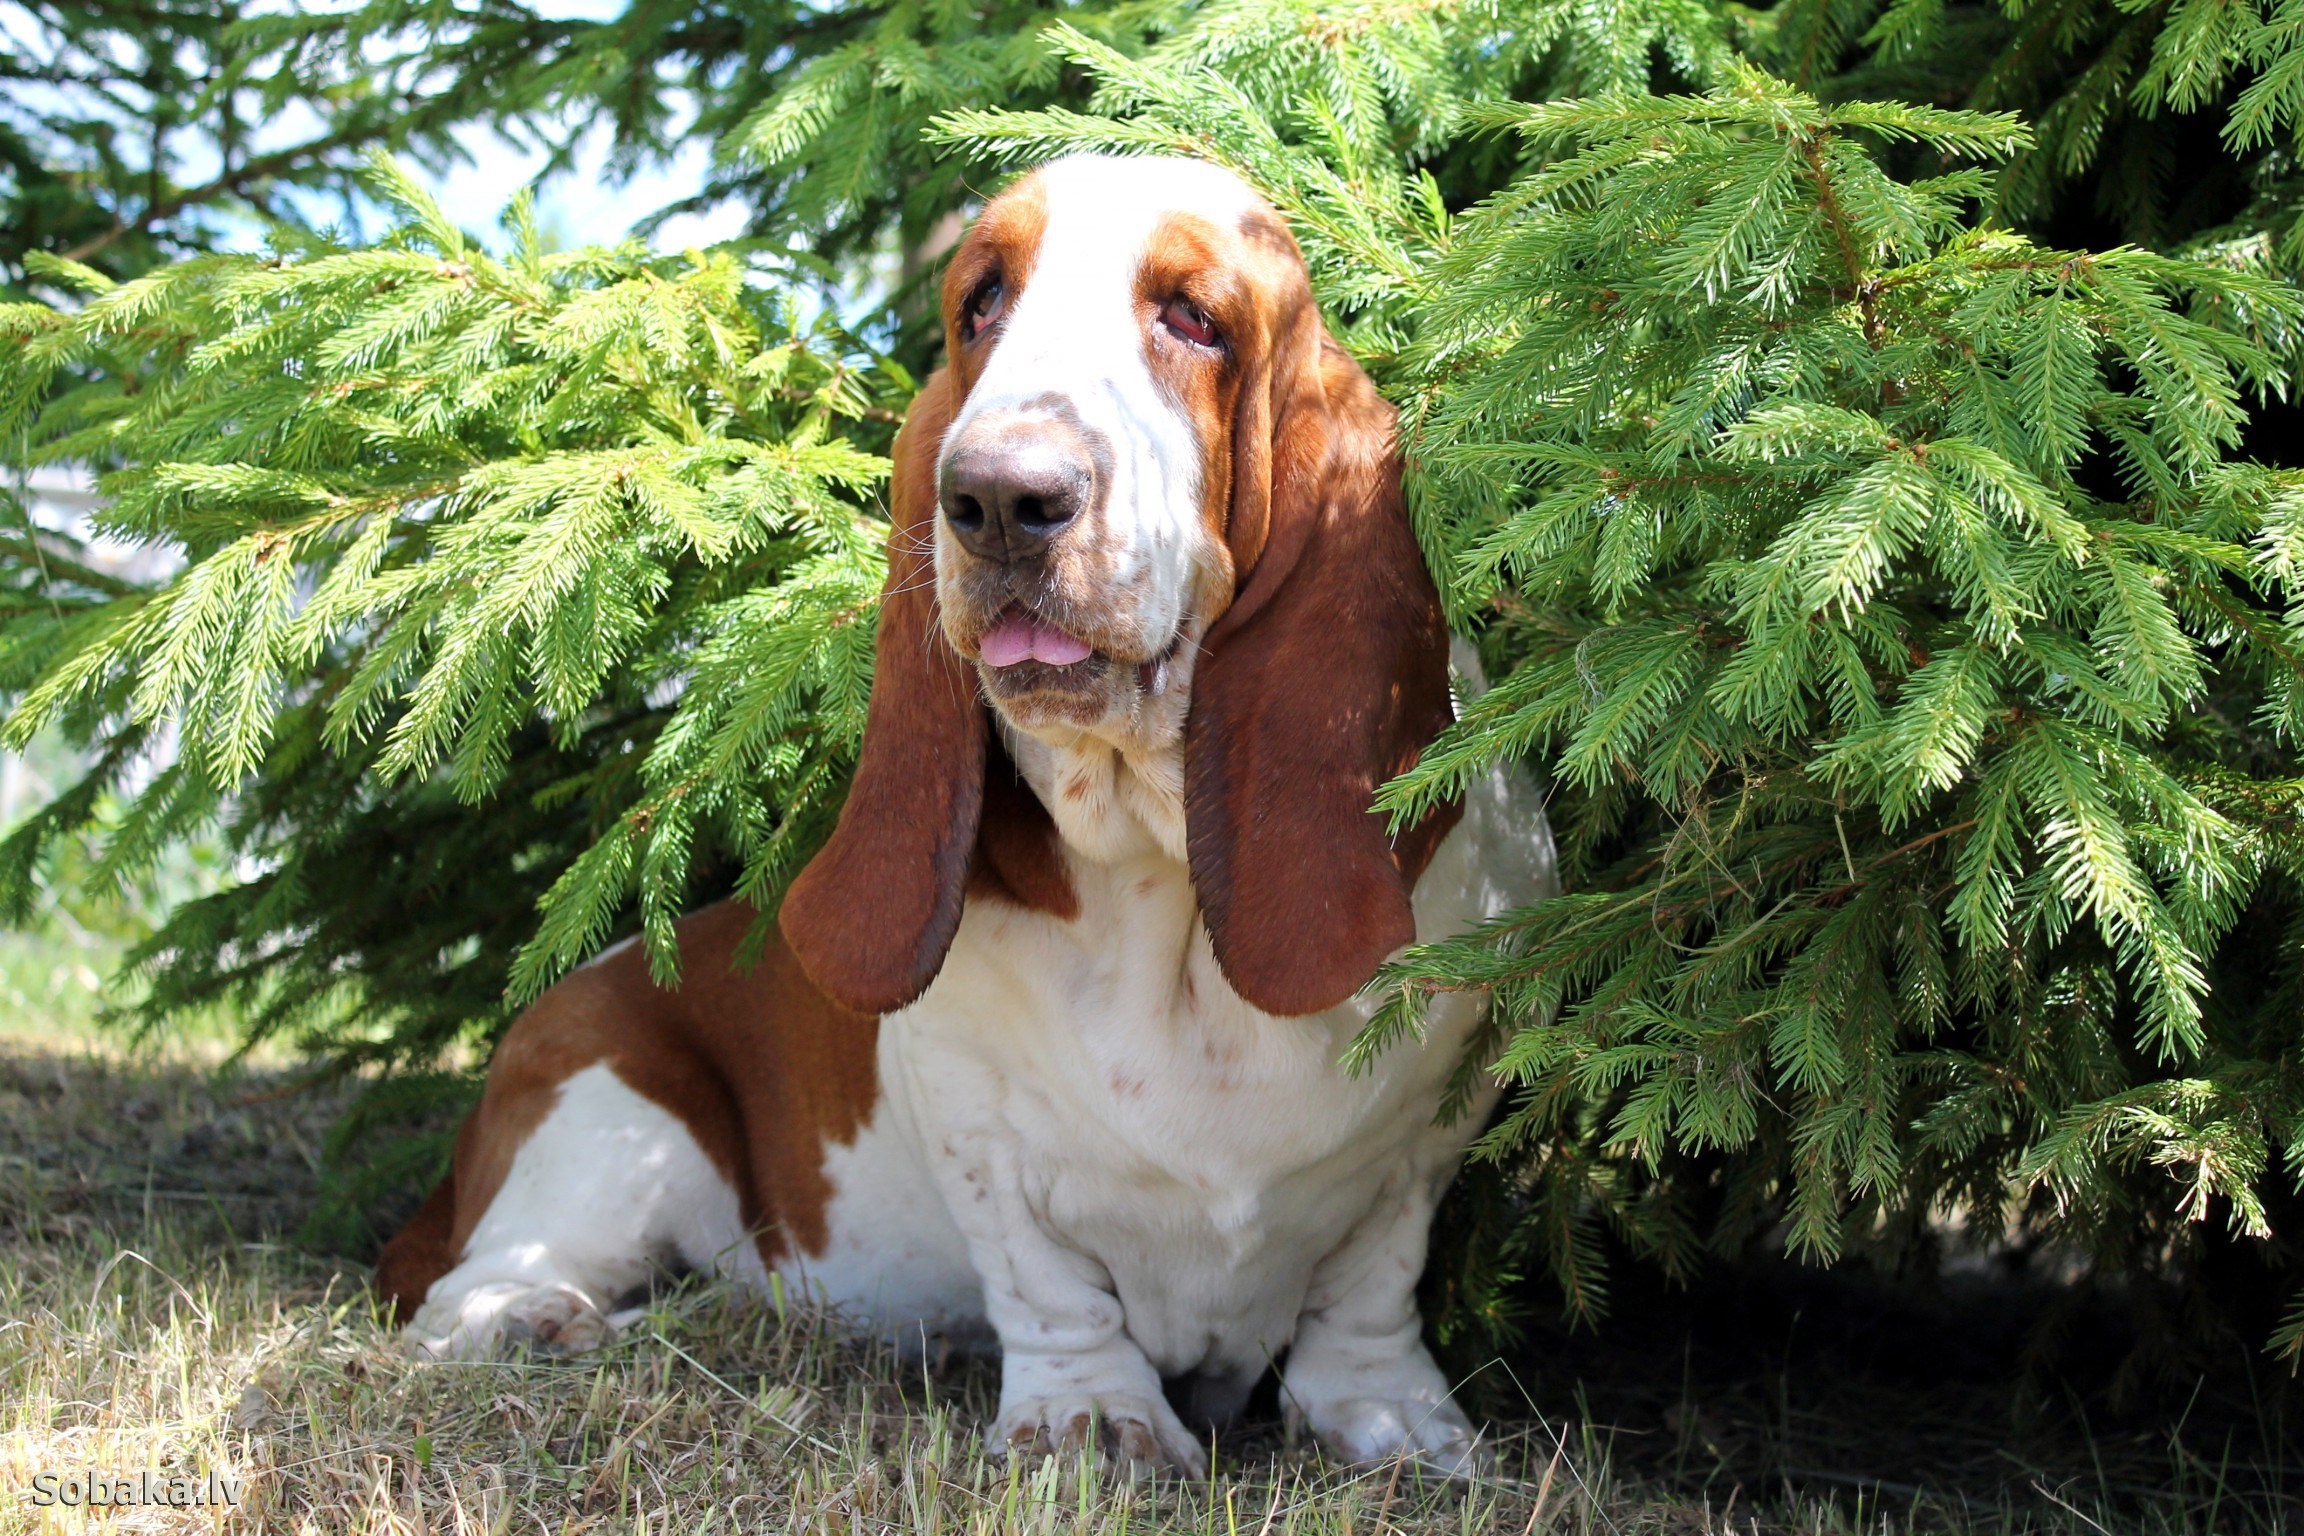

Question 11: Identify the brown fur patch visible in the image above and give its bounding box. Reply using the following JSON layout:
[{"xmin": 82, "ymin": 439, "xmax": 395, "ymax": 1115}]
[
  {"xmin": 943, "ymin": 173, "xmax": 1049, "ymax": 395},
  {"xmin": 372, "ymin": 903, "xmax": 878, "ymax": 1320},
  {"xmin": 1178, "ymin": 204, "xmax": 1464, "ymax": 1017},
  {"xmin": 780, "ymin": 371, "xmax": 990, "ymax": 1016},
  {"xmin": 372, "ymin": 1174, "xmax": 459, "ymax": 1325},
  {"xmin": 972, "ymin": 731, "xmax": 1080, "ymax": 918}
]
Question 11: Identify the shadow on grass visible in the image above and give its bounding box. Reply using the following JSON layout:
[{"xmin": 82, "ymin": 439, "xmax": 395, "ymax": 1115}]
[{"xmin": 2, "ymin": 1024, "xmax": 2298, "ymax": 1534}]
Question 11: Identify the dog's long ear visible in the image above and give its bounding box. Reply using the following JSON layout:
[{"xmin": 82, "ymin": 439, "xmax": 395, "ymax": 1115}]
[
  {"xmin": 781, "ymin": 370, "xmax": 986, "ymax": 1015},
  {"xmin": 1186, "ymin": 281, "xmax": 1461, "ymax": 1018}
]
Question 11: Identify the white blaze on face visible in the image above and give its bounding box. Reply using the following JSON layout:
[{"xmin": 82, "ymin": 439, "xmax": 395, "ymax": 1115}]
[{"xmin": 938, "ymin": 154, "xmax": 1261, "ymax": 656}]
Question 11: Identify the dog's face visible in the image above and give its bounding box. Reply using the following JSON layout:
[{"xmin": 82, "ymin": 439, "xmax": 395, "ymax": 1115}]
[
  {"xmin": 930, "ymin": 156, "xmax": 1286, "ymax": 739},
  {"xmin": 783, "ymin": 153, "xmax": 1464, "ymax": 1021}
]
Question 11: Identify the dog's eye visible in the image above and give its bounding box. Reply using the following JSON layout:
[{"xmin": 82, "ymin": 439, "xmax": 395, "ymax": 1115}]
[
  {"xmin": 964, "ymin": 279, "xmax": 1005, "ymax": 340},
  {"xmin": 1161, "ymin": 296, "xmax": 1220, "ymax": 349}
]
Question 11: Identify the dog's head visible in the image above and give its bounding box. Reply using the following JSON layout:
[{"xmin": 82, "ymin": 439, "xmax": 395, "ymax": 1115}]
[
  {"xmin": 929, "ymin": 155, "xmax": 1276, "ymax": 738},
  {"xmin": 781, "ymin": 154, "xmax": 1459, "ymax": 1018}
]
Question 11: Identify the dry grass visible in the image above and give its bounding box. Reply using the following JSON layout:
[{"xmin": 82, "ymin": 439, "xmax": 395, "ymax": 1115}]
[{"xmin": 0, "ymin": 962, "xmax": 2291, "ymax": 1535}]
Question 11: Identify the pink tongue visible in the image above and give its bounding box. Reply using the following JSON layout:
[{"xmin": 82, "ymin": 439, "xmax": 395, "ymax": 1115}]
[{"xmin": 979, "ymin": 611, "xmax": 1093, "ymax": 668}]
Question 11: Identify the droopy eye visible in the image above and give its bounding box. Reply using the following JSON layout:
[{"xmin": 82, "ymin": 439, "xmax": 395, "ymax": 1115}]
[
  {"xmin": 964, "ymin": 278, "xmax": 1006, "ymax": 340},
  {"xmin": 1161, "ymin": 296, "xmax": 1220, "ymax": 349}
]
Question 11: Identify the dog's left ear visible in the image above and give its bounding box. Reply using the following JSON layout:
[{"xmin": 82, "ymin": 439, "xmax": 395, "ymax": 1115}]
[
  {"xmin": 1186, "ymin": 272, "xmax": 1462, "ymax": 1018},
  {"xmin": 781, "ymin": 370, "xmax": 987, "ymax": 1015}
]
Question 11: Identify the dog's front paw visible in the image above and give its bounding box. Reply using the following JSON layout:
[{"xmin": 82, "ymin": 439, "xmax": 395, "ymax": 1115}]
[
  {"xmin": 1294, "ymin": 1393, "xmax": 1486, "ymax": 1479},
  {"xmin": 989, "ymin": 1393, "xmax": 1207, "ymax": 1478}
]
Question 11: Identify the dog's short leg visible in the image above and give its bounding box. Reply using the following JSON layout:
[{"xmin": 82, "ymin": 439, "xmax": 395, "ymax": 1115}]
[
  {"xmin": 404, "ymin": 1062, "xmax": 757, "ymax": 1359},
  {"xmin": 980, "ymin": 1253, "xmax": 1204, "ymax": 1473},
  {"xmin": 929, "ymin": 1138, "xmax": 1203, "ymax": 1475},
  {"xmin": 1282, "ymin": 1166, "xmax": 1484, "ymax": 1478}
]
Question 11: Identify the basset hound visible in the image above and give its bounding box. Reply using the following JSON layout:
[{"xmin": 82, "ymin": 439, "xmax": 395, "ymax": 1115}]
[{"xmin": 374, "ymin": 154, "xmax": 1557, "ymax": 1476}]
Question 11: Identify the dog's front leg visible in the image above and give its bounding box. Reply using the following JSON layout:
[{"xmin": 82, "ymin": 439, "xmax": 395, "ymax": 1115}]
[
  {"xmin": 937, "ymin": 1132, "xmax": 1207, "ymax": 1475},
  {"xmin": 1282, "ymin": 1162, "xmax": 1485, "ymax": 1478}
]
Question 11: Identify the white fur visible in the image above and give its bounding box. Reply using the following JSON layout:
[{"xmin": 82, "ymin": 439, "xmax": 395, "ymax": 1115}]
[
  {"xmin": 874, "ymin": 699, "xmax": 1554, "ymax": 1473},
  {"xmin": 406, "ymin": 1062, "xmax": 766, "ymax": 1358}
]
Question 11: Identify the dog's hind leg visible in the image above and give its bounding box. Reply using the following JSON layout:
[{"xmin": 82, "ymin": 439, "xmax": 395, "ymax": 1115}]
[
  {"xmin": 374, "ymin": 900, "xmax": 909, "ymax": 1360},
  {"xmin": 398, "ymin": 1056, "xmax": 760, "ymax": 1360}
]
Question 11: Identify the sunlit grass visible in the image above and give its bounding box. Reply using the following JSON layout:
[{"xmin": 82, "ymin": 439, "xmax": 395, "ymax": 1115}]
[{"xmin": 0, "ymin": 952, "xmax": 2292, "ymax": 1534}]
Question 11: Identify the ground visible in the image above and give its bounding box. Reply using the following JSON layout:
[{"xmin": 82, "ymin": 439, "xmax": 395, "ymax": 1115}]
[{"xmin": 0, "ymin": 930, "xmax": 2294, "ymax": 1535}]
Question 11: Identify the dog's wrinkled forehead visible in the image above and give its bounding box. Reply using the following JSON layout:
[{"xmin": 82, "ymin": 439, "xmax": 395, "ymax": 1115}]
[{"xmin": 942, "ymin": 154, "xmax": 1265, "ymax": 424}]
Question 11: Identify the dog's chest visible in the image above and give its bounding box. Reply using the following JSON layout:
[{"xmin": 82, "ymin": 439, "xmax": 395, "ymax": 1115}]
[
  {"xmin": 921, "ymin": 846, "xmax": 1427, "ymax": 1181},
  {"xmin": 849, "ymin": 729, "xmax": 1554, "ymax": 1375},
  {"xmin": 885, "ymin": 847, "xmax": 1463, "ymax": 1372},
  {"xmin": 944, "ymin": 732, "xmax": 1457, "ymax": 1178}
]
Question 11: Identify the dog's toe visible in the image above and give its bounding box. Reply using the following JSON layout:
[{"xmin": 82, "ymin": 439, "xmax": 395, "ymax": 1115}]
[{"xmin": 989, "ymin": 1394, "xmax": 1204, "ymax": 1478}]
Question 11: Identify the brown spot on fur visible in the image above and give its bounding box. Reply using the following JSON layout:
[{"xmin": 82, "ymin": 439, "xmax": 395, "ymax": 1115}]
[
  {"xmin": 972, "ymin": 731, "xmax": 1079, "ymax": 919},
  {"xmin": 372, "ymin": 1171, "xmax": 458, "ymax": 1325},
  {"xmin": 372, "ymin": 904, "xmax": 878, "ymax": 1321}
]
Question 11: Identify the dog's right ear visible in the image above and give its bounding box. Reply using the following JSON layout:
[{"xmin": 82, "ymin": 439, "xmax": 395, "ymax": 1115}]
[
  {"xmin": 780, "ymin": 370, "xmax": 987, "ymax": 1015},
  {"xmin": 1185, "ymin": 246, "xmax": 1460, "ymax": 1019}
]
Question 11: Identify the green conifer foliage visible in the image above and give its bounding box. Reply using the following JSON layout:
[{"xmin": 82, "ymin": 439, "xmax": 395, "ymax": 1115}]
[
  {"xmin": 948, "ymin": 36, "xmax": 2304, "ymax": 1349},
  {"xmin": 1, "ymin": 162, "xmax": 899, "ymax": 1068},
  {"xmin": 11, "ymin": 0, "xmax": 2304, "ymax": 1348}
]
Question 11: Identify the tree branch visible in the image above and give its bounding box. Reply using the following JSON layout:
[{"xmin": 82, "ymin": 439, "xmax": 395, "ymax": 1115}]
[{"xmin": 60, "ymin": 120, "xmax": 383, "ymax": 262}]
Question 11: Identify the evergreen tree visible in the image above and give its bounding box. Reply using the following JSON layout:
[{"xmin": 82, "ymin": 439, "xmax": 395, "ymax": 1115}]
[
  {"xmin": 946, "ymin": 24, "xmax": 2304, "ymax": 1355},
  {"xmin": 2, "ymin": 0, "xmax": 600, "ymax": 293},
  {"xmin": 9, "ymin": 0, "xmax": 2304, "ymax": 1353}
]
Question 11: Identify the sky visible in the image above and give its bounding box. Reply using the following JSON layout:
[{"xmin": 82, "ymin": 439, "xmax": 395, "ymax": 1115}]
[
  {"xmin": 0, "ymin": 0, "xmax": 749, "ymax": 259},
  {"xmin": 385, "ymin": 0, "xmax": 751, "ymax": 254}
]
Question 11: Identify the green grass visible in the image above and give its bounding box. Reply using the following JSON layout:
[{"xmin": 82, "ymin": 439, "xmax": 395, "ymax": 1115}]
[
  {"xmin": 0, "ymin": 929, "xmax": 2294, "ymax": 1534},
  {"xmin": 1, "ymin": 928, "xmax": 118, "ymax": 1043}
]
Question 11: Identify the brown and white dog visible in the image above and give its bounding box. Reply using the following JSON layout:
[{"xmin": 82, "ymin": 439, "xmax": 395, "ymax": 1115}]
[{"xmin": 374, "ymin": 154, "xmax": 1556, "ymax": 1476}]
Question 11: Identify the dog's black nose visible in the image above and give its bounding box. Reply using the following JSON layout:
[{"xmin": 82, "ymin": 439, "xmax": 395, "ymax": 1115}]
[{"xmin": 939, "ymin": 433, "xmax": 1091, "ymax": 565}]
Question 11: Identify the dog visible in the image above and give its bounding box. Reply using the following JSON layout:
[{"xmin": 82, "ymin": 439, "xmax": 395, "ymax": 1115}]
[{"xmin": 374, "ymin": 153, "xmax": 1557, "ymax": 1477}]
